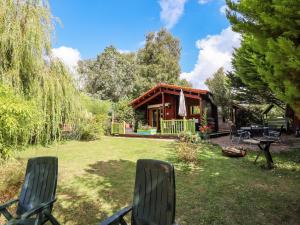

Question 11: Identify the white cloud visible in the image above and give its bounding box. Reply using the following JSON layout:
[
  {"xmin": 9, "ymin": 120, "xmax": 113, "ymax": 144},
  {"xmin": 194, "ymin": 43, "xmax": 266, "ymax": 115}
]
[
  {"xmin": 198, "ymin": 0, "xmax": 211, "ymax": 4},
  {"xmin": 219, "ymin": 4, "xmax": 228, "ymax": 15},
  {"xmin": 180, "ymin": 27, "xmax": 241, "ymax": 89},
  {"xmin": 51, "ymin": 46, "xmax": 81, "ymax": 74},
  {"xmin": 159, "ymin": 0, "xmax": 188, "ymax": 29}
]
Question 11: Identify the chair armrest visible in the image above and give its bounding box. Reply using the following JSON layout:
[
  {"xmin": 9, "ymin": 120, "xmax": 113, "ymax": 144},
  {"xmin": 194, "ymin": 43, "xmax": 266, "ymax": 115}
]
[
  {"xmin": 0, "ymin": 199, "xmax": 19, "ymax": 210},
  {"xmin": 20, "ymin": 199, "xmax": 56, "ymax": 219},
  {"xmin": 99, "ymin": 206, "xmax": 132, "ymax": 225}
]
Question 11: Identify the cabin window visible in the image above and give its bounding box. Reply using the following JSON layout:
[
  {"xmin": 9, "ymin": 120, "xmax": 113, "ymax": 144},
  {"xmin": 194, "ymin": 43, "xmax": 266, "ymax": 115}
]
[{"xmin": 190, "ymin": 105, "xmax": 201, "ymax": 115}]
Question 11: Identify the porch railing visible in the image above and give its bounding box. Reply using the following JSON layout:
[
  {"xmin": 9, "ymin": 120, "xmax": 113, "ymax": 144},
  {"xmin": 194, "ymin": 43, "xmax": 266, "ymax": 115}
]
[
  {"xmin": 111, "ymin": 121, "xmax": 126, "ymax": 134},
  {"xmin": 160, "ymin": 119, "xmax": 196, "ymax": 135}
]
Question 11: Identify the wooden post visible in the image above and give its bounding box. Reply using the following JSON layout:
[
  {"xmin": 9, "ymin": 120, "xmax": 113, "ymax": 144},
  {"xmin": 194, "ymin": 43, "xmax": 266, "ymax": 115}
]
[
  {"xmin": 160, "ymin": 119, "xmax": 164, "ymax": 134},
  {"xmin": 123, "ymin": 121, "xmax": 126, "ymax": 134},
  {"xmin": 162, "ymin": 92, "xmax": 165, "ymax": 119},
  {"xmin": 199, "ymin": 97, "xmax": 203, "ymax": 123}
]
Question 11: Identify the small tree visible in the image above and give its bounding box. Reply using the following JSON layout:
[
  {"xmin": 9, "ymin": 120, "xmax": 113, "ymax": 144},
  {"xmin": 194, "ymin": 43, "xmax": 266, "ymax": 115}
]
[
  {"xmin": 112, "ymin": 97, "xmax": 134, "ymax": 124},
  {"xmin": 205, "ymin": 68, "xmax": 231, "ymax": 120}
]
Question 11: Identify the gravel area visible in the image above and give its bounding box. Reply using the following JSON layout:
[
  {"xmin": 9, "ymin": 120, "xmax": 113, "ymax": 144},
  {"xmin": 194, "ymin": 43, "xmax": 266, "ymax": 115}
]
[{"xmin": 210, "ymin": 134, "xmax": 300, "ymax": 153}]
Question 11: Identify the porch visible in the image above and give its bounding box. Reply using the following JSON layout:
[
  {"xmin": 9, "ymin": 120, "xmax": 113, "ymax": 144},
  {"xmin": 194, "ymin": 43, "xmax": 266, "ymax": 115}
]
[{"xmin": 111, "ymin": 120, "xmax": 229, "ymax": 138}]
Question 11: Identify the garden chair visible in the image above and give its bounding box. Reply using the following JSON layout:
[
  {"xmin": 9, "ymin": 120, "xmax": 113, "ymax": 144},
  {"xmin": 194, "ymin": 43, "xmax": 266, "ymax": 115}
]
[
  {"xmin": 0, "ymin": 157, "xmax": 60, "ymax": 225},
  {"xmin": 230, "ymin": 124, "xmax": 251, "ymax": 144},
  {"xmin": 99, "ymin": 159, "xmax": 178, "ymax": 225},
  {"xmin": 263, "ymin": 125, "xmax": 284, "ymax": 143}
]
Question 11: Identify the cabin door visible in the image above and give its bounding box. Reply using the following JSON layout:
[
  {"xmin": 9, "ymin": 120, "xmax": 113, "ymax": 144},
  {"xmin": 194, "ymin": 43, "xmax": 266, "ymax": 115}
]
[{"xmin": 148, "ymin": 108, "xmax": 160, "ymax": 128}]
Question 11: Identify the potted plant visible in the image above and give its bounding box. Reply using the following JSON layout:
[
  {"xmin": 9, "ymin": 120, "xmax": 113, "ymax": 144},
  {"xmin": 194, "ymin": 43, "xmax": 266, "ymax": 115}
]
[{"xmin": 137, "ymin": 125, "xmax": 157, "ymax": 135}]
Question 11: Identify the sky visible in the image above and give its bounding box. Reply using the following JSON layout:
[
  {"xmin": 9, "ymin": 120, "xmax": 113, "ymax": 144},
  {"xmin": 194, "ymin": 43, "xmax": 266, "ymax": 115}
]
[{"xmin": 50, "ymin": 0, "xmax": 241, "ymax": 89}]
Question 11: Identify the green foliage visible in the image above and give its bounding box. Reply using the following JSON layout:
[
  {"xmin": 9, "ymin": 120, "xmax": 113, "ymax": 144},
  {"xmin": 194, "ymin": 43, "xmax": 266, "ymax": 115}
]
[
  {"xmin": 74, "ymin": 120, "xmax": 102, "ymax": 141},
  {"xmin": 136, "ymin": 28, "xmax": 182, "ymax": 94},
  {"xmin": 226, "ymin": 0, "xmax": 300, "ymax": 116},
  {"xmin": 177, "ymin": 132, "xmax": 200, "ymax": 163},
  {"xmin": 178, "ymin": 131, "xmax": 201, "ymax": 144},
  {"xmin": 80, "ymin": 94, "xmax": 112, "ymax": 136},
  {"xmin": 112, "ymin": 97, "xmax": 134, "ymax": 124},
  {"xmin": 0, "ymin": 0, "xmax": 83, "ymax": 158},
  {"xmin": 78, "ymin": 46, "xmax": 137, "ymax": 102},
  {"xmin": 79, "ymin": 29, "xmax": 189, "ymax": 101},
  {"xmin": 227, "ymin": 71, "xmax": 283, "ymax": 107},
  {"xmin": 205, "ymin": 68, "xmax": 231, "ymax": 119},
  {"xmin": 235, "ymin": 105, "xmax": 263, "ymax": 127},
  {"xmin": 0, "ymin": 85, "xmax": 42, "ymax": 159}
]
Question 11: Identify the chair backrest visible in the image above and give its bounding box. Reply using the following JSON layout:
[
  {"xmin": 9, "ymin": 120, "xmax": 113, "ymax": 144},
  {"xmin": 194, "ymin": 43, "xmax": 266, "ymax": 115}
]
[
  {"xmin": 16, "ymin": 157, "xmax": 58, "ymax": 216},
  {"xmin": 132, "ymin": 159, "xmax": 176, "ymax": 225}
]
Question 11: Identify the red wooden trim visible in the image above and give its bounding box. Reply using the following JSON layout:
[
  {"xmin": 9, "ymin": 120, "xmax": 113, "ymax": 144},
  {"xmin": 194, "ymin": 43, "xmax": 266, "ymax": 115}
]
[
  {"xmin": 133, "ymin": 91, "xmax": 162, "ymax": 109},
  {"xmin": 130, "ymin": 83, "xmax": 208, "ymax": 106},
  {"xmin": 163, "ymin": 89, "xmax": 201, "ymax": 100}
]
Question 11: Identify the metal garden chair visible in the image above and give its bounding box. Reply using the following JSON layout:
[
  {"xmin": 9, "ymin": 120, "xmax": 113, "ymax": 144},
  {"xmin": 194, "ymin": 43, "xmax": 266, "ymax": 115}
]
[
  {"xmin": 230, "ymin": 125, "xmax": 251, "ymax": 144},
  {"xmin": 99, "ymin": 159, "xmax": 178, "ymax": 225},
  {"xmin": 0, "ymin": 157, "xmax": 60, "ymax": 225},
  {"xmin": 263, "ymin": 125, "xmax": 284, "ymax": 143}
]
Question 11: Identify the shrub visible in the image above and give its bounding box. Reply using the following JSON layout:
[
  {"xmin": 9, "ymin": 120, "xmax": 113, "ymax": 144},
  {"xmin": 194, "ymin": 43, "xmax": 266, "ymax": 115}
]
[
  {"xmin": 81, "ymin": 94, "xmax": 112, "ymax": 135},
  {"xmin": 0, "ymin": 85, "xmax": 42, "ymax": 159},
  {"xmin": 112, "ymin": 97, "xmax": 134, "ymax": 123},
  {"xmin": 176, "ymin": 142, "xmax": 198, "ymax": 163},
  {"xmin": 176, "ymin": 132, "xmax": 201, "ymax": 163},
  {"xmin": 75, "ymin": 121, "xmax": 102, "ymax": 141},
  {"xmin": 178, "ymin": 131, "xmax": 201, "ymax": 144}
]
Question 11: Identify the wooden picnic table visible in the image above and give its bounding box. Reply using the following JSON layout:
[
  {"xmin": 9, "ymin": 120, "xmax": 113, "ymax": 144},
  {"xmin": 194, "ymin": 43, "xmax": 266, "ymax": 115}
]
[{"xmin": 243, "ymin": 138, "xmax": 275, "ymax": 169}]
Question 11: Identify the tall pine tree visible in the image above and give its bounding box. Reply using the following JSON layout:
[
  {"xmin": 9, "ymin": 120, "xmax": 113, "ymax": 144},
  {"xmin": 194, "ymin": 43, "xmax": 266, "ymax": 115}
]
[{"xmin": 226, "ymin": 0, "xmax": 300, "ymax": 116}]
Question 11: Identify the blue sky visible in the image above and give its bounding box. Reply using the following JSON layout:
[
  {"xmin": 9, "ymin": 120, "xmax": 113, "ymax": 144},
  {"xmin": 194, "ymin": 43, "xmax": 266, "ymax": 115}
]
[{"xmin": 50, "ymin": 0, "xmax": 240, "ymax": 89}]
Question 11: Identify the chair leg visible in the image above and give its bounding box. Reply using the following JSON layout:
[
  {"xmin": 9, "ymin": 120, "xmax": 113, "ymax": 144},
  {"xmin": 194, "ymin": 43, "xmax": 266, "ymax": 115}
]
[
  {"xmin": 44, "ymin": 211, "xmax": 60, "ymax": 225},
  {"xmin": 0, "ymin": 208, "xmax": 13, "ymax": 221},
  {"xmin": 119, "ymin": 217, "xmax": 127, "ymax": 225},
  {"xmin": 254, "ymin": 151, "xmax": 262, "ymax": 163}
]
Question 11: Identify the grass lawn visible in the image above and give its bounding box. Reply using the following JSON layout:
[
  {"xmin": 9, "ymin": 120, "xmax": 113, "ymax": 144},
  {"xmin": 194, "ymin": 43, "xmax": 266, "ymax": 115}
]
[{"xmin": 1, "ymin": 136, "xmax": 300, "ymax": 225}]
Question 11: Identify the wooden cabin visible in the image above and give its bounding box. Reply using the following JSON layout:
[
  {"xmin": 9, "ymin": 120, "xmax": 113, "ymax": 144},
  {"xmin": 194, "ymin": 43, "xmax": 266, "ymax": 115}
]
[{"xmin": 130, "ymin": 83, "xmax": 218, "ymax": 132}]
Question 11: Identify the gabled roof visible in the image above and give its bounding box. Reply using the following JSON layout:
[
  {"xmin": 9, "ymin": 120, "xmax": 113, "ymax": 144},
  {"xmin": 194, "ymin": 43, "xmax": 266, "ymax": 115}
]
[{"xmin": 130, "ymin": 83, "xmax": 209, "ymax": 108}]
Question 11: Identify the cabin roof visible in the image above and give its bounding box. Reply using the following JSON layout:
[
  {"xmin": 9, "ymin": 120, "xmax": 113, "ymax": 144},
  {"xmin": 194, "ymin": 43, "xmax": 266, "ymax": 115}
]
[{"xmin": 130, "ymin": 83, "xmax": 209, "ymax": 108}]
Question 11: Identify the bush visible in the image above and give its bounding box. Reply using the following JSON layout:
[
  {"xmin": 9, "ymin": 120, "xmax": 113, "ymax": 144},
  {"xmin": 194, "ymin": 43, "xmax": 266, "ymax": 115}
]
[
  {"xmin": 81, "ymin": 94, "xmax": 112, "ymax": 134},
  {"xmin": 75, "ymin": 121, "xmax": 102, "ymax": 141},
  {"xmin": 178, "ymin": 131, "xmax": 201, "ymax": 144},
  {"xmin": 68, "ymin": 94, "xmax": 113, "ymax": 140},
  {"xmin": 112, "ymin": 97, "xmax": 134, "ymax": 123},
  {"xmin": 0, "ymin": 85, "xmax": 42, "ymax": 159},
  {"xmin": 176, "ymin": 132, "xmax": 201, "ymax": 163},
  {"xmin": 176, "ymin": 142, "xmax": 198, "ymax": 163}
]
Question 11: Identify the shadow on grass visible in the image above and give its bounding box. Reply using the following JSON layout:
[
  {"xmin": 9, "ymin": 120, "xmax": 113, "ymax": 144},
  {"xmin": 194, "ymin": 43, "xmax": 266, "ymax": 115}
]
[
  {"xmin": 55, "ymin": 159, "xmax": 136, "ymax": 225},
  {"xmin": 53, "ymin": 144, "xmax": 299, "ymax": 225},
  {"xmin": 163, "ymin": 141, "xmax": 300, "ymax": 225}
]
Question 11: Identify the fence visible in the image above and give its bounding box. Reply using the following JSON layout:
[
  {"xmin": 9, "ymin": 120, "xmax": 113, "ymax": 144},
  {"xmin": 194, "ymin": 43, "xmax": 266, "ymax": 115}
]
[
  {"xmin": 160, "ymin": 119, "xmax": 196, "ymax": 135},
  {"xmin": 111, "ymin": 121, "xmax": 126, "ymax": 134}
]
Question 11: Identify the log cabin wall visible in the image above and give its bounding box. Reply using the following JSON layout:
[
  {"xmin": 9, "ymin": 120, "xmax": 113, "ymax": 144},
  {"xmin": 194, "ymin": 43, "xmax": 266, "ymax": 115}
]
[{"xmin": 130, "ymin": 83, "xmax": 219, "ymax": 132}]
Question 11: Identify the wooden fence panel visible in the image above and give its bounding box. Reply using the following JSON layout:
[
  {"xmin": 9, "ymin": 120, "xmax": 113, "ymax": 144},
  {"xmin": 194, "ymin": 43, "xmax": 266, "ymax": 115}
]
[{"xmin": 160, "ymin": 119, "xmax": 195, "ymax": 135}]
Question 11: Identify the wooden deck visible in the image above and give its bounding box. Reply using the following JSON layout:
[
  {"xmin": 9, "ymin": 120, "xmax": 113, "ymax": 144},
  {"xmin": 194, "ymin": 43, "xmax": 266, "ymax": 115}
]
[{"xmin": 112, "ymin": 131, "xmax": 229, "ymax": 139}]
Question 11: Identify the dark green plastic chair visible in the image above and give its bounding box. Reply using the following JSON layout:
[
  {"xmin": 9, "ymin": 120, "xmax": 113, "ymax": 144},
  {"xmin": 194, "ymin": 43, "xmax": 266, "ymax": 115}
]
[
  {"xmin": 0, "ymin": 157, "xmax": 60, "ymax": 225},
  {"xmin": 99, "ymin": 159, "xmax": 178, "ymax": 225}
]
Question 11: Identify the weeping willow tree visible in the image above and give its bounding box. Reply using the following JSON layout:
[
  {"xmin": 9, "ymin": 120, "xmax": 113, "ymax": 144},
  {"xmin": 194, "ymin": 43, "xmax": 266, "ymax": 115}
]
[{"xmin": 0, "ymin": 0, "xmax": 81, "ymax": 149}]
